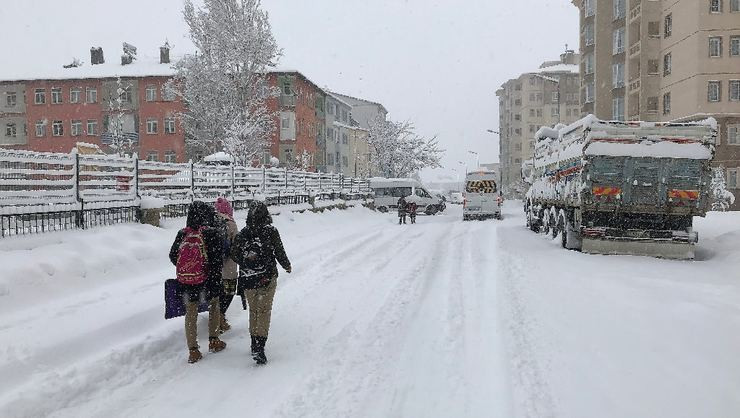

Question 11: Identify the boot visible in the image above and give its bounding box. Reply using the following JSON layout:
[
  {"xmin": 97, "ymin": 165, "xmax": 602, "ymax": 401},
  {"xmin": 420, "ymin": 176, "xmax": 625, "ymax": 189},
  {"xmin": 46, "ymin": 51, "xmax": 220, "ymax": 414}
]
[
  {"xmin": 209, "ymin": 337, "xmax": 227, "ymax": 353},
  {"xmin": 188, "ymin": 347, "xmax": 202, "ymax": 364},
  {"xmin": 252, "ymin": 336, "xmax": 267, "ymax": 365},
  {"xmin": 219, "ymin": 316, "xmax": 231, "ymax": 334}
]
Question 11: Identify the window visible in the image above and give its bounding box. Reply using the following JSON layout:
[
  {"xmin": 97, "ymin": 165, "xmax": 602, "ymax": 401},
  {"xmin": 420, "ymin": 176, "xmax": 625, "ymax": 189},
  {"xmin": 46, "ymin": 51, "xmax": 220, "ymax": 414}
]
[
  {"xmin": 535, "ymin": 93, "xmax": 542, "ymax": 102},
  {"xmin": 87, "ymin": 119, "xmax": 97, "ymax": 136},
  {"xmin": 327, "ymin": 153, "xmax": 334, "ymax": 166},
  {"xmin": 663, "ymin": 53, "xmax": 672, "ymax": 76},
  {"xmin": 515, "ymin": 99, "xmax": 521, "ymax": 106},
  {"xmin": 585, "ymin": 53, "xmax": 595, "ymax": 74},
  {"xmin": 529, "ymin": 93, "xmax": 535, "ymax": 102},
  {"xmin": 584, "ymin": 24, "xmax": 595, "ymax": 46},
  {"xmin": 70, "ymin": 88, "xmax": 81, "ymax": 104},
  {"xmin": 732, "ymin": 0, "xmax": 740, "ymax": 11},
  {"xmin": 35, "ymin": 121, "xmax": 46, "ymax": 137},
  {"xmin": 613, "ymin": 28, "xmax": 625, "ymax": 54},
  {"xmin": 529, "ymin": 109, "xmax": 535, "ymax": 117},
  {"xmin": 282, "ymin": 83, "xmax": 292, "ymax": 95},
  {"xmin": 613, "ymin": 0, "xmax": 625, "ymax": 19},
  {"xmin": 648, "ymin": 59, "xmax": 660, "ymax": 75},
  {"xmin": 34, "ymin": 88, "xmax": 46, "ymax": 104},
  {"xmin": 612, "ymin": 96, "xmax": 625, "ymax": 121},
  {"xmin": 342, "ymin": 133, "xmax": 348, "ymax": 144},
  {"xmin": 585, "ymin": 0, "xmax": 595, "ymax": 17},
  {"xmin": 514, "ymin": 114, "xmax": 521, "ymax": 121},
  {"xmin": 529, "ymin": 125, "xmax": 537, "ymax": 133},
  {"xmin": 730, "ymin": 80, "xmax": 740, "ymax": 101},
  {"xmin": 515, "ymin": 143, "xmax": 522, "ymax": 151},
  {"xmin": 728, "ymin": 169, "xmax": 738, "ymax": 189},
  {"xmin": 6, "ymin": 92, "xmax": 17, "ymax": 107},
  {"xmin": 86, "ymin": 87, "xmax": 97, "ymax": 103},
  {"xmin": 341, "ymin": 110, "xmax": 348, "ymax": 122},
  {"xmin": 647, "ymin": 96, "xmax": 659, "ymax": 113},
  {"xmin": 146, "ymin": 85, "xmax": 157, "ymax": 102},
  {"xmin": 552, "ymin": 92, "xmax": 559, "ymax": 103},
  {"xmin": 664, "ymin": 14, "xmax": 672, "ymax": 38},
  {"xmin": 165, "ymin": 151, "xmax": 177, "ymax": 163},
  {"xmin": 728, "ymin": 125, "xmax": 739, "ymax": 144},
  {"xmin": 146, "ymin": 118, "xmax": 158, "ymax": 134},
  {"xmin": 147, "ymin": 152, "xmax": 159, "ymax": 162},
  {"xmin": 52, "ymin": 121, "xmax": 63, "ymax": 136},
  {"xmin": 612, "ymin": 62, "xmax": 625, "ymax": 88},
  {"xmin": 119, "ymin": 87, "xmax": 131, "ymax": 103},
  {"xmin": 710, "ymin": 0, "xmax": 722, "ymax": 13},
  {"xmin": 708, "ymin": 81, "xmax": 722, "ymax": 102},
  {"xmin": 709, "ymin": 37, "xmax": 723, "ymax": 57},
  {"xmin": 731, "ymin": 36, "xmax": 740, "ymax": 56},
  {"xmin": 536, "ymin": 109, "xmax": 543, "ymax": 117},
  {"xmin": 5, "ymin": 123, "xmax": 16, "ymax": 137},
  {"xmin": 551, "ymin": 107, "xmax": 559, "ymax": 117},
  {"xmin": 281, "ymin": 117, "xmax": 290, "ymax": 129},
  {"xmin": 585, "ymin": 82, "xmax": 595, "ymax": 103},
  {"xmin": 51, "ymin": 87, "xmax": 62, "ymax": 104},
  {"xmin": 71, "ymin": 120, "xmax": 82, "ymax": 136},
  {"xmin": 165, "ymin": 117, "xmax": 176, "ymax": 134},
  {"xmin": 515, "ymin": 128, "xmax": 522, "ymax": 135},
  {"xmin": 342, "ymin": 156, "xmax": 348, "ymax": 167},
  {"xmin": 648, "ymin": 21, "xmax": 660, "ymax": 38},
  {"xmin": 663, "ymin": 92, "xmax": 671, "ymax": 114}
]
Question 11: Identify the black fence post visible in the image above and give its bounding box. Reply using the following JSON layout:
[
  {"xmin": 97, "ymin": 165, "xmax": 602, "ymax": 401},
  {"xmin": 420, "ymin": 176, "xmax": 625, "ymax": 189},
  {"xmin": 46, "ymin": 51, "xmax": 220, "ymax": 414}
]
[{"xmin": 74, "ymin": 151, "xmax": 84, "ymax": 229}]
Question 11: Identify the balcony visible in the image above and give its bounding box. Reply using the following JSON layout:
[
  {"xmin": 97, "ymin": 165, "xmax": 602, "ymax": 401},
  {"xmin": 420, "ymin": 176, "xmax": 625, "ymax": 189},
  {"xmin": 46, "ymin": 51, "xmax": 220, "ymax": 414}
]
[
  {"xmin": 629, "ymin": 41, "xmax": 641, "ymax": 57},
  {"xmin": 629, "ymin": 2, "xmax": 641, "ymax": 22},
  {"xmin": 279, "ymin": 95, "xmax": 296, "ymax": 108},
  {"xmin": 628, "ymin": 78, "xmax": 641, "ymax": 93}
]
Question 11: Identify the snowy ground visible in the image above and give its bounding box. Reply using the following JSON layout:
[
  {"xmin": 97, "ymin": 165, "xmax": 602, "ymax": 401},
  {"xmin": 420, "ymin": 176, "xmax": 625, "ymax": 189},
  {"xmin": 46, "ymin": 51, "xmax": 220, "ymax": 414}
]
[{"xmin": 1, "ymin": 203, "xmax": 739, "ymax": 418}]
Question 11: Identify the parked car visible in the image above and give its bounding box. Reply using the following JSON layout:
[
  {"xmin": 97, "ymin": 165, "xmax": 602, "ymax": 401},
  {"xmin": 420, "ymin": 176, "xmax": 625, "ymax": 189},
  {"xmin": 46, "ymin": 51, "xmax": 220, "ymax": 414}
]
[{"xmin": 369, "ymin": 178, "xmax": 445, "ymax": 215}]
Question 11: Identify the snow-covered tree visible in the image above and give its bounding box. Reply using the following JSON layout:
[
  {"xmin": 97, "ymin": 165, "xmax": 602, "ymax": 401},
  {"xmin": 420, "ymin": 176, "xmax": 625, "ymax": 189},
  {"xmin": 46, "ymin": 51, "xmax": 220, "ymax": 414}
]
[
  {"xmin": 710, "ymin": 166, "xmax": 736, "ymax": 211},
  {"xmin": 289, "ymin": 150, "xmax": 313, "ymax": 171},
  {"xmin": 367, "ymin": 116, "xmax": 443, "ymax": 178},
  {"xmin": 107, "ymin": 77, "xmax": 137, "ymax": 156},
  {"xmin": 176, "ymin": 0, "xmax": 281, "ymax": 165}
]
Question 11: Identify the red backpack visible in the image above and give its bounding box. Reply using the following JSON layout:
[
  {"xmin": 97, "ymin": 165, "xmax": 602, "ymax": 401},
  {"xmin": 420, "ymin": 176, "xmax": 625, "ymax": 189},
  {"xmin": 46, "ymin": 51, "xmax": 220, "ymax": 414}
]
[{"xmin": 176, "ymin": 227, "xmax": 208, "ymax": 285}]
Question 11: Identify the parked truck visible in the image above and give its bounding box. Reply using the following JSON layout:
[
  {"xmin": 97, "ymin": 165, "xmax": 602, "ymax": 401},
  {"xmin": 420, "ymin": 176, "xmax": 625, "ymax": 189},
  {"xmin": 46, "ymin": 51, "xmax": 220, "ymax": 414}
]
[{"xmin": 523, "ymin": 115, "xmax": 716, "ymax": 259}]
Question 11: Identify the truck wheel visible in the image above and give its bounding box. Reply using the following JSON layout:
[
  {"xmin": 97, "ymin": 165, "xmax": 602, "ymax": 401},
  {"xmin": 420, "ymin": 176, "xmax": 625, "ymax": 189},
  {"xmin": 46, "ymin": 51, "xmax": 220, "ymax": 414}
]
[{"xmin": 542, "ymin": 210, "xmax": 550, "ymax": 235}]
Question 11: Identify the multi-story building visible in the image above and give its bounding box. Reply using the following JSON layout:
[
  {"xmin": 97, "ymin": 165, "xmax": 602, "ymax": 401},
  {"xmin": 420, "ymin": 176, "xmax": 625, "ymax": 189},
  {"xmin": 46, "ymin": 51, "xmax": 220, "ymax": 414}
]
[
  {"xmin": 572, "ymin": 0, "xmax": 740, "ymax": 209},
  {"xmin": 266, "ymin": 70, "xmax": 326, "ymax": 171},
  {"xmin": 0, "ymin": 44, "xmax": 186, "ymax": 162},
  {"xmin": 324, "ymin": 93, "xmax": 353, "ymax": 174},
  {"xmin": 496, "ymin": 50, "xmax": 581, "ymax": 193},
  {"xmin": 328, "ymin": 92, "xmax": 388, "ymax": 176}
]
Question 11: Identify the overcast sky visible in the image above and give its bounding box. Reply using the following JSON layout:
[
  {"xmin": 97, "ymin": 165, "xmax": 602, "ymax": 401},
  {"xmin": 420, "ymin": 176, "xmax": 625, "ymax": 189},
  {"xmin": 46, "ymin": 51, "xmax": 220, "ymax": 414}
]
[{"xmin": 3, "ymin": 0, "xmax": 578, "ymax": 181}]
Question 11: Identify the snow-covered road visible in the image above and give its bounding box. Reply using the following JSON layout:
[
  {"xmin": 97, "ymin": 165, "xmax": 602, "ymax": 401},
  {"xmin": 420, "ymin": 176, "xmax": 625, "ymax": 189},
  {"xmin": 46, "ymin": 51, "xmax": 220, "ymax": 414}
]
[{"xmin": 1, "ymin": 203, "xmax": 739, "ymax": 418}]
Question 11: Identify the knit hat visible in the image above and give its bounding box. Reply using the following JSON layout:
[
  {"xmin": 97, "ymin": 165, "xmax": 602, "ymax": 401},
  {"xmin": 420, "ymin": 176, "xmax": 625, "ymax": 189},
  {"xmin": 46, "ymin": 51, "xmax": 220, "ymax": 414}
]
[{"xmin": 215, "ymin": 197, "xmax": 233, "ymax": 218}]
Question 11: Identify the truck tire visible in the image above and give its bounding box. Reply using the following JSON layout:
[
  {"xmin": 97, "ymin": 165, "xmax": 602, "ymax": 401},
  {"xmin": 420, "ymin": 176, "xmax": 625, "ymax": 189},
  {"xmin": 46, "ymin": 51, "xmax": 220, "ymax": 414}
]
[
  {"xmin": 559, "ymin": 211, "xmax": 582, "ymax": 250},
  {"xmin": 550, "ymin": 208, "xmax": 559, "ymax": 239},
  {"xmin": 542, "ymin": 209, "xmax": 550, "ymax": 235}
]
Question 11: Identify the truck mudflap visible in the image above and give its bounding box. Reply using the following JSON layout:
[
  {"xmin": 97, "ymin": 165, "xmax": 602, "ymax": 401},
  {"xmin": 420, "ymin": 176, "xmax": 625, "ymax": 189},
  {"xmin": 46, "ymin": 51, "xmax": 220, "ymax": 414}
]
[{"xmin": 581, "ymin": 227, "xmax": 698, "ymax": 260}]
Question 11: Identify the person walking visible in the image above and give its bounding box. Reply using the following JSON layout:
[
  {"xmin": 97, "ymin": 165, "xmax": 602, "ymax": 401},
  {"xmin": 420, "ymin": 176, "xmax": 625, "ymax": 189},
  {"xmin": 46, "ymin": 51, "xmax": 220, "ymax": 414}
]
[
  {"xmin": 230, "ymin": 201, "xmax": 291, "ymax": 365},
  {"xmin": 214, "ymin": 197, "xmax": 239, "ymax": 333},
  {"xmin": 169, "ymin": 201, "xmax": 227, "ymax": 364},
  {"xmin": 397, "ymin": 196, "xmax": 408, "ymax": 225},
  {"xmin": 408, "ymin": 200, "xmax": 418, "ymax": 224}
]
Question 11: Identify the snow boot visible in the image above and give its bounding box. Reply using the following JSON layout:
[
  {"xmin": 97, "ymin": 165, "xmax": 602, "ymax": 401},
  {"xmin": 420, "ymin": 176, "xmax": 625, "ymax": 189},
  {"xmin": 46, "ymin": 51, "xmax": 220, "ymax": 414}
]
[
  {"xmin": 188, "ymin": 347, "xmax": 202, "ymax": 364},
  {"xmin": 208, "ymin": 337, "xmax": 227, "ymax": 353},
  {"xmin": 219, "ymin": 317, "xmax": 231, "ymax": 334},
  {"xmin": 251, "ymin": 336, "xmax": 267, "ymax": 365}
]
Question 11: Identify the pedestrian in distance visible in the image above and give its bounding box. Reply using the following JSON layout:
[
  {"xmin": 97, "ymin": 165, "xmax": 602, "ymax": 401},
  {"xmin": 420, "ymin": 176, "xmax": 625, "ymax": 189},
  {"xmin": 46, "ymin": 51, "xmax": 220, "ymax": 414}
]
[
  {"xmin": 169, "ymin": 200, "xmax": 227, "ymax": 364},
  {"xmin": 214, "ymin": 197, "xmax": 239, "ymax": 333},
  {"xmin": 397, "ymin": 196, "xmax": 408, "ymax": 225},
  {"xmin": 408, "ymin": 200, "xmax": 418, "ymax": 224},
  {"xmin": 230, "ymin": 201, "xmax": 291, "ymax": 365}
]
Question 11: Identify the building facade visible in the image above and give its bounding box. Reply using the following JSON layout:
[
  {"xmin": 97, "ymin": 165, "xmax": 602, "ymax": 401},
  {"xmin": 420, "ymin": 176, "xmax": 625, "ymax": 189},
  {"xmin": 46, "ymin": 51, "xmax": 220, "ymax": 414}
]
[
  {"xmin": 329, "ymin": 92, "xmax": 388, "ymax": 176},
  {"xmin": 496, "ymin": 51, "xmax": 581, "ymax": 194},
  {"xmin": 572, "ymin": 0, "xmax": 740, "ymax": 209},
  {"xmin": 0, "ymin": 45, "xmax": 186, "ymax": 162},
  {"xmin": 325, "ymin": 93, "xmax": 353, "ymax": 174}
]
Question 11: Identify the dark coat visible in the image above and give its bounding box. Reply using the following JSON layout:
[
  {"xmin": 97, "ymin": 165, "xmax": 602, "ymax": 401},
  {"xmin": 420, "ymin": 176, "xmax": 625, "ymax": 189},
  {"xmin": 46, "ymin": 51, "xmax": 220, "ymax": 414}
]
[
  {"xmin": 230, "ymin": 202, "xmax": 291, "ymax": 290},
  {"xmin": 169, "ymin": 201, "xmax": 224, "ymax": 300},
  {"xmin": 397, "ymin": 197, "xmax": 408, "ymax": 215}
]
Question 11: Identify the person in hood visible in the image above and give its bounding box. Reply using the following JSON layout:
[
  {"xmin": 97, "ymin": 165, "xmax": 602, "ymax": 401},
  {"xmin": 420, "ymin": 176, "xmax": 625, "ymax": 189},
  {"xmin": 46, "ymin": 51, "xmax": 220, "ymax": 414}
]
[
  {"xmin": 230, "ymin": 201, "xmax": 291, "ymax": 365},
  {"xmin": 214, "ymin": 197, "xmax": 239, "ymax": 333},
  {"xmin": 169, "ymin": 201, "xmax": 227, "ymax": 363},
  {"xmin": 397, "ymin": 196, "xmax": 408, "ymax": 225}
]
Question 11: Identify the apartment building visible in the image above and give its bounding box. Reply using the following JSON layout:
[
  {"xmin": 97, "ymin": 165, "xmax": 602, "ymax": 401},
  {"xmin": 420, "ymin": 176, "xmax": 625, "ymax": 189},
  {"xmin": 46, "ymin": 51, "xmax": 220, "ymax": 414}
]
[
  {"xmin": 496, "ymin": 50, "xmax": 581, "ymax": 193},
  {"xmin": 266, "ymin": 71, "xmax": 326, "ymax": 171},
  {"xmin": 324, "ymin": 93, "xmax": 353, "ymax": 174},
  {"xmin": 572, "ymin": 0, "xmax": 740, "ymax": 209},
  {"xmin": 329, "ymin": 92, "xmax": 388, "ymax": 176},
  {"xmin": 0, "ymin": 44, "xmax": 186, "ymax": 162}
]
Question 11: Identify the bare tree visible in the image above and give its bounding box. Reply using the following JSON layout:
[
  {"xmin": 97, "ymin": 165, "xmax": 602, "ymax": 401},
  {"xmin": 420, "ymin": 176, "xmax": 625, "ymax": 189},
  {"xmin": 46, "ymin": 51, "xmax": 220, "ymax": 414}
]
[
  {"xmin": 368, "ymin": 116, "xmax": 443, "ymax": 178},
  {"xmin": 175, "ymin": 0, "xmax": 281, "ymax": 164}
]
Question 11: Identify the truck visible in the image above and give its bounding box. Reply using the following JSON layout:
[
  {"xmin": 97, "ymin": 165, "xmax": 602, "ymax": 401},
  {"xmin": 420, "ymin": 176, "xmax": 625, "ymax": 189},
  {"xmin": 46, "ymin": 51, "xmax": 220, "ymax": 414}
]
[
  {"xmin": 463, "ymin": 170, "xmax": 502, "ymax": 220},
  {"xmin": 523, "ymin": 115, "xmax": 716, "ymax": 260}
]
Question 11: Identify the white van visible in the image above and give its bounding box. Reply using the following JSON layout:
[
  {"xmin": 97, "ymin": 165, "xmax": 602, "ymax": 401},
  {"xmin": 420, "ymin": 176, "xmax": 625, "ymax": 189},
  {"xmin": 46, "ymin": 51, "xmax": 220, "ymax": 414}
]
[
  {"xmin": 369, "ymin": 178, "xmax": 445, "ymax": 215},
  {"xmin": 463, "ymin": 171, "xmax": 502, "ymax": 220}
]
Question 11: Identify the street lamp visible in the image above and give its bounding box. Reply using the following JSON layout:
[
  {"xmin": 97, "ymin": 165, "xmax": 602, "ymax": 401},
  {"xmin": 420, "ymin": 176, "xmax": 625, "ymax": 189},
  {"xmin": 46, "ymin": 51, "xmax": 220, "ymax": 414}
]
[{"xmin": 467, "ymin": 150, "xmax": 479, "ymax": 169}]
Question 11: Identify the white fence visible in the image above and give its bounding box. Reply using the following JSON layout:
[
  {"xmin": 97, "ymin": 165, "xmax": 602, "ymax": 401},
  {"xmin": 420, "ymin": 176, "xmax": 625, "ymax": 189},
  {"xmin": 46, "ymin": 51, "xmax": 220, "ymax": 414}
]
[{"xmin": 0, "ymin": 148, "xmax": 371, "ymax": 236}]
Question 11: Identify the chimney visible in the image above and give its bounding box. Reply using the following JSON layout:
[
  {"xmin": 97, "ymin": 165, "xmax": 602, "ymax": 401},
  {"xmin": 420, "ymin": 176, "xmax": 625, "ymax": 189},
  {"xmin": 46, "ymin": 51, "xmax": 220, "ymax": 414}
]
[
  {"xmin": 90, "ymin": 47, "xmax": 104, "ymax": 65},
  {"xmin": 160, "ymin": 41, "xmax": 171, "ymax": 64},
  {"xmin": 121, "ymin": 42, "xmax": 137, "ymax": 65}
]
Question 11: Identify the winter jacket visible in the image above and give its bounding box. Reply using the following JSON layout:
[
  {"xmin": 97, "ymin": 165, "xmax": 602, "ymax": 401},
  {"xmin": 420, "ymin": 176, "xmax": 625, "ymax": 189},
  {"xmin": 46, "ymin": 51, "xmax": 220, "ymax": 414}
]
[
  {"xmin": 230, "ymin": 202, "xmax": 291, "ymax": 289},
  {"xmin": 407, "ymin": 202, "xmax": 418, "ymax": 214},
  {"xmin": 169, "ymin": 201, "xmax": 224, "ymax": 296},
  {"xmin": 216, "ymin": 213, "xmax": 239, "ymax": 281},
  {"xmin": 397, "ymin": 197, "xmax": 408, "ymax": 215}
]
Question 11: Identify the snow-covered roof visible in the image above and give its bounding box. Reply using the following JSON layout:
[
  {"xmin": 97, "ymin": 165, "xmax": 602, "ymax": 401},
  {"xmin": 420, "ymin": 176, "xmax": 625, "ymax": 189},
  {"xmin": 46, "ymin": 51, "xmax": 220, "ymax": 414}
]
[
  {"xmin": 266, "ymin": 68, "xmax": 327, "ymax": 95},
  {"xmin": 532, "ymin": 63, "xmax": 579, "ymax": 75},
  {"xmin": 326, "ymin": 92, "xmax": 353, "ymax": 109},
  {"xmin": 0, "ymin": 55, "xmax": 178, "ymax": 82},
  {"xmin": 329, "ymin": 91, "xmax": 388, "ymax": 114},
  {"xmin": 333, "ymin": 121, "xmax": 366, "ymax": 131}
]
